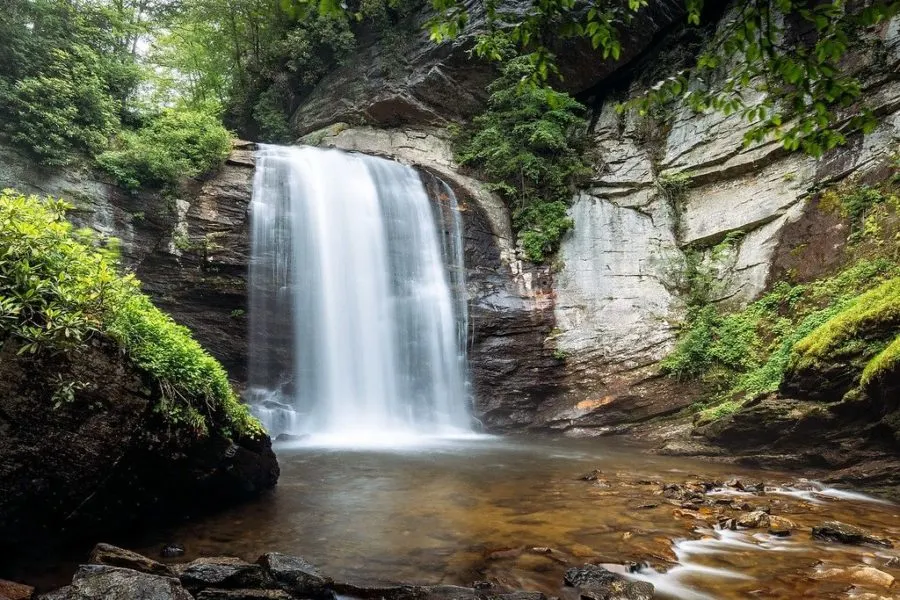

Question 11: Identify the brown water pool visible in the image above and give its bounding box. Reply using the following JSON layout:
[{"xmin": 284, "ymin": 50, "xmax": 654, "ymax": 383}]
[{"xmin": 18, "ymin": 435, "xmax": 900, "ymax": 598}]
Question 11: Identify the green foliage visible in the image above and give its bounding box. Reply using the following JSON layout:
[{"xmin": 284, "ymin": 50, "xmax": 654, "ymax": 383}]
[
  {"xmin": 0, "ymin": 0, "xmax": 150, "ymax": 166},
  {"xmin": 665, "ymin": 232, "xmax": 743, "ymax": 310},
  {"xmin": 696, "ymin": 399, "xmax": 741, "ymax": 424},
  {"xmin": 428, "ymin": 0, "xmax": 900, "ymax": 158},
  {"xmin": 4, "ymin": 45, "xmax": 121, "ymax": 166},
  {"xmin": 662, "ymin": 258, "xmax": 900, "ymax": 402},
  {"xmin": 97, "ymin": 108, "xmax": 232, "ymax": 190},
  {"xmin": 791, "ymin": 277, "xmax": 900, "ymax": 373},
  {"xmin": 456, "ymin": 57, "xmax": 589, "ymax": 262},
  {"xmin": 0, "ymin": 189, "xmax": 261, "ymax": 438},
  {"xmin": 820, "ymin": 185, "xmax": 896, "ymax": 243},
  {"xmin": 863, "ymin": 335, "xmax": 900, "ymax": 386}
]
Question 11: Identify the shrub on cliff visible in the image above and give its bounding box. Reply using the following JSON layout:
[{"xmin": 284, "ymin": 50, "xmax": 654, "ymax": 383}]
[
  {"xmin": 662, "ymin": 259, "xmax": 899, "ymax": 419},
  {"xmin": 97, "ymin": 108, "xmax": 232, "ymax": 190},
  {"xmin": 455, "ymin": 56, "xmax": 589, "ymax": 263},
  {"xmin": 0, "ymin": 189, "xmax": 261, "ymax": 438}
]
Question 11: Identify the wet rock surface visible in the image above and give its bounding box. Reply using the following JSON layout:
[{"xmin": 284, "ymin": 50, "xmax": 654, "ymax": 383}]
[
  {"xmin": 46, "ymin": 565, "xmax": 192, "ymax": 600},
  {"xmin": 256, "ymin": 553, "xmax": 332, "ymax": 599},
  {"xmin": 0, "ymin": 579, "xmax": 35, "ymax": 600},
  {"xmin": 33, "ymin": 546, "xmax": 578, "ymax": 600},
  {"xmin": 563, "ymin": 565, "xmax": 654, "ymax": 600},
  {"xmin": 812, "ymin": 521, "xmax": 894, "ymax": 548}
]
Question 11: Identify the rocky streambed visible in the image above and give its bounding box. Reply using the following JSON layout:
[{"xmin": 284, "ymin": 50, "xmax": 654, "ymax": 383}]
[{"xmin": 6, "ymin": 436, "xmax": 900, "ymax": 600}]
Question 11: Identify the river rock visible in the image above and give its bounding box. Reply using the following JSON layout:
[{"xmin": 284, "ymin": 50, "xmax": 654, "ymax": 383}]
[
  {"xmin": 57, "ymin": 565, "xmax": 192, "ymax": 600},
  {"xmin": 0, "ymin": 579, "xmax": 34, "ymax": 600},
  {"xmin": 257, "ymin": 553, "xmax": 333, "ymax": 598},
  {"xmin": 736, "ymin": 510, "xmax": 771, "ymax": 529},
  {"xmin": 767, "ymin": 516, "xmax": 796, "ymax": 537},
  {"xmin": 578, "ymin": 469, "xmax": 604, "ymax": 481},
  {"xmin": 195, "ymin": 590, "xmax": 294, "ymax": 600},
  {"xmin": 161, "ymin": 544, "xmax": 186, "ymax": 559},
  {"xmin": 329, "ymin": 583, "xmax": 421, "ymax": 600},
  {"xmin": 89, "ymin": 543, "xmax": 174, "ymax": 577},
  {"xmin": 177, "ymin": 557, "xmax": 275, "ymax": 592},
  {"xmin": 563, "ymin": 565, "xmax": 654, "ymax": 600},
  {"xmin": 812, "ymin": 521, "xmax": 894, "ymax": 548},
  {"xmin": 814, "ymin": 566, "xmax": 896, "ymax": 588}
]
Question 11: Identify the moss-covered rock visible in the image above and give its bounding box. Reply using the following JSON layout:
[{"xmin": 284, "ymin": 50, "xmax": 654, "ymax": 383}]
[
  {"xmin": 0, "ymin": 190, "xmax": 278, "ymax": 551},
  {"xmin": 783, "ymin": 277, "xmax": 900, "ymax": 401}
]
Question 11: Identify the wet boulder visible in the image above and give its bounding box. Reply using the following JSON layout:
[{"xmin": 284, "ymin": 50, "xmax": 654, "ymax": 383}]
[
  {"xmin": 161, "ymin": 544, "xmax": 186, "ymax": 559},
  {"xmin": 257, "ymin": 553, "xmax": 333, "ymax": 599},
  {"xmin": 736, "ymin": 510, "xmax": 771, "ymax": 529},
  {"xmin": 49, "ymin": 565, "xmax": 191, "ymax": 600},
  {"xmin": 767, "ymin": 516, "xmax": 796, "ymax": 537},
  {"xmin": 564, "ymin": 565, "xmax": 654, "ymax": 600},
  {"xmin": 0, "ymin": 579, "xmax": 34, "ymax": 600},
  {"xmin": 812, "ymin": 521, "xmax": 893, "ymax": 548},
  {"xmin": 177, "ymin": 557, "xmax": 275, "ymax": 592},
  {"xmin": 89, "ymin": 543, "xmax": 174, "ymax": 577}
]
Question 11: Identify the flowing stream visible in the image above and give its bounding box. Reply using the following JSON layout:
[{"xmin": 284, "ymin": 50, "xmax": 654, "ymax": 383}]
[{"xmin": 247, "ymin": 145, "xmax": 471, "ymax": 444}]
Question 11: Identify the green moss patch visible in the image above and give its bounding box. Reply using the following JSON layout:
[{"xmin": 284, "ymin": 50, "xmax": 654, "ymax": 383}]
[
  {"xmin": 662, "ymin": 259, "xmax": 899, "ymax": 414},
  {"xmin": 0, "ymin": 189, "xmax": 261, "ymax": 438},
  {"xmin": 791, "ymin": 277, "xmax": 900, "ymax": 375}
]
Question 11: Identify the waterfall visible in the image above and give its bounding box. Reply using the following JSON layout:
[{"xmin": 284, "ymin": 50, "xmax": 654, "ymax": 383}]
[{"xmin": 247, "ymin": 145, "xmax": 472, "ymax": 444}]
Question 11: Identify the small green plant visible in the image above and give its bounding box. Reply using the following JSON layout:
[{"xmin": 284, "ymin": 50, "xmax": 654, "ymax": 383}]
[
  {"xmin": 819, "ymin": 184, "xmax": 895, "ymax": 243},
  {"xmin": 658, "ymin": 171, "xmax": 693, "ymax": 202},
  {"xmin": 552, "ymin": 348, "xmax": 568, "ymax": 361},
  {"xmin": 50, "ymin": 374, "xmax": 88, "ymax": 410},
  {"xmin": 696, "ymin": 400, "xmax": 742, "ymax": 424},
  {"xmin": 0, "ymin": 189, "xmax": 261, "ymax": 438},
  {"xmin": 863, "ymin": 335, "xmax": 900, "ymax": 386},
  {"xmin": 230, "ymin": 309, "xmax": 246, "ymax": 318}
]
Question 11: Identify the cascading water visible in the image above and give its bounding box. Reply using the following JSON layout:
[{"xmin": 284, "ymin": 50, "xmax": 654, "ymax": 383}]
[{"xmin": 246, "ymin": 145, "xmax": 472, "ymax": 445}]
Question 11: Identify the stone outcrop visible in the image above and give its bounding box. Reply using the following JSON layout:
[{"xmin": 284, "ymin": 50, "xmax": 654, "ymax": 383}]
[
  {"xmin": 539, "ymin": 13, "xmax": 900, "ymax": 435},
  {"xmin": 289, "ymin": 1, "xmax": 687, "ymax": 136},
  {"xmin": 0, "ymin": 141, "xmax": 256, "ymax": 381},
  {"xmin": 0, "ymin": 339, "xmax": 278, "ymax": 555},
  {"xmin": 36, "ymin": 546, "xmax": 557, "ymax": 600}
]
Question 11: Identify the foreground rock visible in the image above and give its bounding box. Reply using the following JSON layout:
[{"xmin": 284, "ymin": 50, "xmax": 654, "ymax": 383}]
[
  {"xmin": 46, "ymin": 565, "xmax": 192, "ymax": 600},
  {"xmin": 812, "ymin": 522, "xmax": 894, "ymax": 548},
  {"xmin": 564, "ymin": 565, "xmax": 654, "ymax": 600},
  {"xmin": 0, "ymin": 342, "xmax": 279, "ymax": 555},
  {"xmin": 0, "ymin": 579, "xmax": 35, "ymax": 600},
  {"xmin": 36, "ymin": 546, "xmax": 560, "ymax": 600}
]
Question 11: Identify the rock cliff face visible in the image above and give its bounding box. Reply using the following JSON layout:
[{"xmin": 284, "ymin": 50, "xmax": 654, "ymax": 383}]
[
  {"xmin": 1, "ymin": 9, "xmax": 898, "ymax": 445},
  {"xmin": 0, "ymin": 141, "xmax": 257, "ymax": 381}
]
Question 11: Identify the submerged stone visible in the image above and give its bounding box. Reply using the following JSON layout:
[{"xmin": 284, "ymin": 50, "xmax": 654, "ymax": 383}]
[
  {"xmin": 812, "ymin": 521, "xmax": 893, "ymax": 548},
  {"xmin": 161, "ymin": 544, "xmax": 186, "ymax": 559}
]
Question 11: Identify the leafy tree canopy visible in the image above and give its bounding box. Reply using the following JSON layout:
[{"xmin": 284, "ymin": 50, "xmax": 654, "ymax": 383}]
[{"xmin": 428, "ymin": 0, "xmax": 900, "ymax": 157}]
